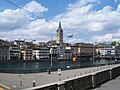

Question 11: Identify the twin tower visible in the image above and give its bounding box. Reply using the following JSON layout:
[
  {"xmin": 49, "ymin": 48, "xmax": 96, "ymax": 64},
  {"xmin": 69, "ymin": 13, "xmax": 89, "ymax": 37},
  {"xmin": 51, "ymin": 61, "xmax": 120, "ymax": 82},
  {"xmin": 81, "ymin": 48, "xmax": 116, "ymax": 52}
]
[{"xmin": 56, "ymin": 22, "xmax": 63, "ymax": 44}]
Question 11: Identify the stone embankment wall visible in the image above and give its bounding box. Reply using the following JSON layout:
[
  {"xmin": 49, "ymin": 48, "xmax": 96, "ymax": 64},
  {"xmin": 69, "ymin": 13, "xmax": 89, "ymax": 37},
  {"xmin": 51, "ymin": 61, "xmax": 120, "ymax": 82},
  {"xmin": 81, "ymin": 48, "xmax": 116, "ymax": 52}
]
[{"xmin": 23, "ymin": 65, "xmax": 120, "ymax": 90}]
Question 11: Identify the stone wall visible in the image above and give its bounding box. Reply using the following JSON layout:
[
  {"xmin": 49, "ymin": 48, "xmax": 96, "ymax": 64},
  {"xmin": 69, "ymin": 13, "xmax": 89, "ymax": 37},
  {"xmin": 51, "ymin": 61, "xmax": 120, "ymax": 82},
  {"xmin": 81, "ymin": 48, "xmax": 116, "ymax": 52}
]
[
  {"xmin": 63, "ymin": 75, "xmax": 92, "ymax": 90},
  {"xmin": 92, "ymin": 69, "xmax": 110, "ymax": 87},
  {"xmin": 112, "ymin": 66, "xmax": 120, "ymax": 78},
  {"xmin": 23, "ymin": 65, "xmax": 120, "ymax": 90}
]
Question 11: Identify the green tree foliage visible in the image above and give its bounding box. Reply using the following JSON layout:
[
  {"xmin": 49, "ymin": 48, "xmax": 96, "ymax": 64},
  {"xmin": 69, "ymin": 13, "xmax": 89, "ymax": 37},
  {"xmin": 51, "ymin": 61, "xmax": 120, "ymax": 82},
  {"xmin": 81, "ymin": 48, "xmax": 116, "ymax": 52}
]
[
  {"xmin": 97, "ymin": 51, "xmax": 101, "ymax": 56},
  {"xmin": 111, "ymin": 41, "xmax": 116, "ymax": 46}
]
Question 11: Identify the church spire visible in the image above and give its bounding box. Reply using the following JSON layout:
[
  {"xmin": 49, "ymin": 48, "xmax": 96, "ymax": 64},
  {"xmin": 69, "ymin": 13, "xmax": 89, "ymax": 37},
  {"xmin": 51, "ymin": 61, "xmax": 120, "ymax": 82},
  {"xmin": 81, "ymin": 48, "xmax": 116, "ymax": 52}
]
[
  {"xmin": 56, "ymin": 21, "xmax": 63, "ymax": 44},
  {"xmin": 58, "ymin": 21, "xmax": 61, "ymax": 29},
  {"xmin": 57, "ymin": 21, "xmax": 63, "ymax": 32}
]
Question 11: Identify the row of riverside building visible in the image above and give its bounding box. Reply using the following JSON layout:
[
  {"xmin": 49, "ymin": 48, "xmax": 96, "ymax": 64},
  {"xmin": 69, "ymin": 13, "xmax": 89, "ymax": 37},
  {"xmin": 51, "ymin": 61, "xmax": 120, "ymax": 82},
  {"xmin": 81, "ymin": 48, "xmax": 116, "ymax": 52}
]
[{"xmin": 0, "ymin": 22, "xmax": 120, "ymax": 60}]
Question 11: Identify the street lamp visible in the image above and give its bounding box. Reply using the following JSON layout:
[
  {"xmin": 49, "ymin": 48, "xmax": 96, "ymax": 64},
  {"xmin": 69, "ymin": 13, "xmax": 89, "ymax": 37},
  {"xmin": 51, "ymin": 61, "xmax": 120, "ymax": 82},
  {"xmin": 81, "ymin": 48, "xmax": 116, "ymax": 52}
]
[
  {"xmin": 48, "ymin": 33, "xmax": 53, "ymax": 74},
  {"xmin": 114, "ymin": 41, "xmax": 118, "ymax": 63},
  {"xmin": 50, "ymin": 45, "xmax": 53, "ymax": 68},
  {"xmin": 92, "ymin": 42, "xmax": 95, "ymax": 64}
]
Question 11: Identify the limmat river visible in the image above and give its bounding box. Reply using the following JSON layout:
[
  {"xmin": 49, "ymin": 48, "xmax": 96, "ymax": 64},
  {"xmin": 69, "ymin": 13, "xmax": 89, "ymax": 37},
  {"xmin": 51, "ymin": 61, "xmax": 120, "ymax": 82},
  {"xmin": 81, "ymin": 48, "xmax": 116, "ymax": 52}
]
[{"xmin": 0, "ymin": 58, "xmax": 119, "ymax": 73}]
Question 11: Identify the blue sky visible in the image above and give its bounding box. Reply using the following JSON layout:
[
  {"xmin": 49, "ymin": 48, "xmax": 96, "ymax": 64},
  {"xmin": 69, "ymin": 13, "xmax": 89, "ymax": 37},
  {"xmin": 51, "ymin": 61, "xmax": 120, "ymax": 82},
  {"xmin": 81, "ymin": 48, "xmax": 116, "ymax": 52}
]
[{"xmin": 0, "ymin": 0, "xmax": 120, "ymax": 43}]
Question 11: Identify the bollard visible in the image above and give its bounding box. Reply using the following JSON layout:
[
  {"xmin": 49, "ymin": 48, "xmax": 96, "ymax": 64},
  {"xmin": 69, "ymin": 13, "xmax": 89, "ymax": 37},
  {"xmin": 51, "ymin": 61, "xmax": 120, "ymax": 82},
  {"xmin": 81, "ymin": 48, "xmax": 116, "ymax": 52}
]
[
  {"xmin": 97, "ymin": 68, "xmax": 99, "ymax": 71},
  {"xmin": 74, "ymin": 74, "xmax": 76, "ymax": 77},
  {"xmin": 109, "ymin": 69, "xmax": 112, "ymax": 79},
  {"xmin": 104, "ymin": 66, "xmax": 105, "ymax": 69},
  {"xmin": 33, "ymin": 80, "xmax": 36, "ymax": 87},
  {"xmin": 92, "ymin": 75, "xmax": 95, "ymax": 88},
  {"xmin": 59, "ymin": 78, "xmax": 61, "ymax": 81},
  {"xmin": 59, "ymin": 75, "xmax": 61, "ymax": 81},
  {"xmin": 20, "ymin": 81, "xmax": 22, "ymax": 86},
  {"xmin": 67, "ymin": 76, "xmax": 69, "ymax": 79},
  {"xmin": 58, "ymin": 69, "xmax": 61, "ymax": 81}
]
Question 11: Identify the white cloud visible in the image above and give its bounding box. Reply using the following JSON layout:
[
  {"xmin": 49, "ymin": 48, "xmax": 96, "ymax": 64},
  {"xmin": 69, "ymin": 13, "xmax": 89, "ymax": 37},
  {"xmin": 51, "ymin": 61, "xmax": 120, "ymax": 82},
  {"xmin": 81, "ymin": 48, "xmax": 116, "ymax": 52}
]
[
  {"xmin": 65, "ymin": 38, "xmax": 83, "ymax": 44},
  {"xmin": 102, "ymin": 6, "xmax": 112, "ymax": 12},
  {"xmin": 0, "ymin": 18, "xmax": 56, "ymax": 42},
  {"xmin": 117, "ymin": 4, "xmax": 120, "ymax": 11},
  {"xmin": 55, "ymin": 3, "xmax": 120, "ymax": 33},
  {"xmin": 0, "ymin": 0, "xmax": 50, "ymax": 41},
  {"xmin": 53, "ymin": 0, "xmax": 120, "ymax": 43},
  {"xmin": 92, "ymin": 34, "xmax": 113, "ymax": 43},
  {"xmin": 55, "ymin": 4, "xmax": 93, "ymax": 30},
  {"xmin": 92, "ymin": 29, "xmax": 120, "ymax": 43},
  {"xmin": 24, "ymin": 0, "xmax": 48, "ymax": 13},
  {"xmin": 0, "ymin": 9, "xmax": 29, "ymax": 31},
  {"xmin": 0, "ymin": 0, "xmax": 48, "ymax": 32},
  {"xmin": 67, "ymin": 0, "xmax": 98, "ymax": 10},
  {"xmin": 0, "ymin": 0, "xmax": 120, "ymax": 43}
]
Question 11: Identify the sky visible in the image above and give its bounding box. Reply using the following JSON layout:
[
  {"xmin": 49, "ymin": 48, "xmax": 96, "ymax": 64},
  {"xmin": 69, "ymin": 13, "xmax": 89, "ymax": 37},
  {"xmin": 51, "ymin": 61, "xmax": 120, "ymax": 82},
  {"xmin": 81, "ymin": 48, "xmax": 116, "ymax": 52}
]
[{"xmin": 0, "ymin": 0, "xmax": 120, "ymax": 44}]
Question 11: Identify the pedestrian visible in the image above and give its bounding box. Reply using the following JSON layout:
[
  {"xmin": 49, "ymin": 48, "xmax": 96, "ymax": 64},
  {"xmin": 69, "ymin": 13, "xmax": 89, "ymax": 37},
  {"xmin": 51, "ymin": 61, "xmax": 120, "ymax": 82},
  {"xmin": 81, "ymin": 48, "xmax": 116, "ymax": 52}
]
[{"xmin": 48, "ymin": 68, "xmax": 51, "ymax": 74}]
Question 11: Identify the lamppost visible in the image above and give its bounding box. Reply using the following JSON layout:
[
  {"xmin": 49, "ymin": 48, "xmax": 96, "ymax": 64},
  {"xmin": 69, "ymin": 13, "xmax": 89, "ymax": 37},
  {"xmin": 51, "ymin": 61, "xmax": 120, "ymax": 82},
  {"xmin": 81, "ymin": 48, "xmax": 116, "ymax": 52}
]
[
  {"xmin": 48, "ymin": 34, "xmax": 53, "ymax": 74},
  {"xmin": 50, "ymin": 44, "xmax": 53, "ymax": 68},
  {"xmin": 114, "ymin": 41, "xmax": 118, "ymax": 63},
  {"xmin": 99, "ymin": 42, "xmax": 106, "ymax": 65},
  {"xmin": 92, "ymin": 42, "xmax": 95, "ymax": 64}
]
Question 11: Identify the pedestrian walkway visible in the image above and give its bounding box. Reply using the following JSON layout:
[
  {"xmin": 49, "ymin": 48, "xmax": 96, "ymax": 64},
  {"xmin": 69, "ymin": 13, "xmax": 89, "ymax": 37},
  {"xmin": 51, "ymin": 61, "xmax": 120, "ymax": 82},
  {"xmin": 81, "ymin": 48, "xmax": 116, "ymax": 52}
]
[
  {"xmin": 0, "ymin": 64, "xmax": 120, "ymax": 89},
  {"xmin": 93, "ymin": 76, "xmax": 120, "ymax": 90}
]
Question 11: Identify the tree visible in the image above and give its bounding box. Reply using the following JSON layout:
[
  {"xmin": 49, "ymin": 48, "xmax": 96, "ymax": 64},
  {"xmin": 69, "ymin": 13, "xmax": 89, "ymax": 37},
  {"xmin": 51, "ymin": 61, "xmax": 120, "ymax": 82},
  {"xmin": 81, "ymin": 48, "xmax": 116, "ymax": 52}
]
[
  {"xmin": 97, "ymin": 51, "xmax": 101, "ymax": 57},
  {"xmin": 111, "ymin": 41, "xmax": 116, "ymax": 46}
]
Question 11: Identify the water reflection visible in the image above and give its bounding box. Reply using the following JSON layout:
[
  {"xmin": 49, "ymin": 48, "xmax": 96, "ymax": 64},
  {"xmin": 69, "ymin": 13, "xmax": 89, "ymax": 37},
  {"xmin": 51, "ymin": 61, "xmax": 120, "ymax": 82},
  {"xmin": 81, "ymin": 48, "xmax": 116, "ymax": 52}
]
[
  {"xmin": 35, "ymin": 62, "xmax": 39, "ymax": 69},
  {"xmin": 0, "ymin": 59, "xmax": 119, "ymax": 73},
  {"xmin": 23, "ymin": 63, "xmax": 26, "ymax": 68}
]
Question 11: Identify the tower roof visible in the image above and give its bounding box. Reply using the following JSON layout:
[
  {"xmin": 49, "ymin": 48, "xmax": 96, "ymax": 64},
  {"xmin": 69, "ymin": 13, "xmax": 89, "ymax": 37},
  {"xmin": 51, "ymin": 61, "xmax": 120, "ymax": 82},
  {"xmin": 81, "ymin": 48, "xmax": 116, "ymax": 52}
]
[
  {"xmin": 58, "ymin": 21, "xmax": 61, "ymax": 28},
  {"xmin": 57, "ymin": 21, "xmax": 63, "ymax": 32}
]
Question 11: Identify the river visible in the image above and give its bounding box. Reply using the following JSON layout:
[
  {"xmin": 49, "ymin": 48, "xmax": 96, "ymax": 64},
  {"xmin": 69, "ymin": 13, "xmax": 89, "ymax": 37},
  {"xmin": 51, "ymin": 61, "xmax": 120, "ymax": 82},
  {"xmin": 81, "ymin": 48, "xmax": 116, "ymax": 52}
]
[{"xmin": 0, "ymin": 58, "xmax": 118, "ymax": 73}]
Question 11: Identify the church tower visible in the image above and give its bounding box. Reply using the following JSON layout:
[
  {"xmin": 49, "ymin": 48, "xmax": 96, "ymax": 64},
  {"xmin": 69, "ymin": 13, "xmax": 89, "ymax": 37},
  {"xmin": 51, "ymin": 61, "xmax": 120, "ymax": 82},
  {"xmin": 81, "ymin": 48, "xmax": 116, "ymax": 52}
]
[{"xmin": 56, "ymin": 22, "xmax": 63, "ymax": 44}]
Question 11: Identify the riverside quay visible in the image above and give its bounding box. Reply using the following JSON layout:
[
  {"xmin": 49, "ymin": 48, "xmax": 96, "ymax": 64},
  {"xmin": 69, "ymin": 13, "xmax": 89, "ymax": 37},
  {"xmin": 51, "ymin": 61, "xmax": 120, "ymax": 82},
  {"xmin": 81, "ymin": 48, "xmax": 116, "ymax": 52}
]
[{"xmin": 0, "ymin": 63, "xmax": 120, "ymax": 90}]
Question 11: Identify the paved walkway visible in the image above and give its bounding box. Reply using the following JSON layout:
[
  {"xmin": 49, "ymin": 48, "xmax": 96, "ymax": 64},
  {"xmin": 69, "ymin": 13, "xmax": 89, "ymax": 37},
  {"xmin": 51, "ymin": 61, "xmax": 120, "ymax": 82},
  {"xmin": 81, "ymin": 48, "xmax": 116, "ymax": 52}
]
[
  {"xmin": 92, "ymin": 76, "xmax": 120, "ymax": 90},
  {"xmin": 0, "ymin": 64, "xmax": 120, "ymax": 89}
]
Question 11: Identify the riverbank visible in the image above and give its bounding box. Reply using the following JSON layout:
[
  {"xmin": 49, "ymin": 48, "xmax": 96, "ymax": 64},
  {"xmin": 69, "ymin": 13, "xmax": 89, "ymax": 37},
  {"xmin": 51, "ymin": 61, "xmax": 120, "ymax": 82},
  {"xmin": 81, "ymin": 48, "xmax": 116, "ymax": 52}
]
[
  {"xmin": 0, "ymin": 64, "xmax": 120, "ymax": 90},
  {"xmin": 0, "ymin": 58, "xmax": 119, "ymax": 74},
  {"xmin": 0, "ymin": 56, "xmax": 119, "ymax": 62}
]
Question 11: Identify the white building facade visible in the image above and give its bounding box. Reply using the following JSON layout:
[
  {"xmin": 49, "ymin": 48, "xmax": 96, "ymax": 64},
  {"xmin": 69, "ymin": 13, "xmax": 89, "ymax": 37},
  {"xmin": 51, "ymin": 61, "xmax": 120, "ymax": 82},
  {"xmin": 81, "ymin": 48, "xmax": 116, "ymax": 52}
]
[
  {"xmin": 10, "ymin": 44, "xmax": 20, "ymax": 60},
  {"xmin": 21, "ymin": 49, "xmax": 33, "ymax": 60},
  {"xmin": 0, "ymin": 45, "xmax": 10, "ymax": 60},
  {"xmin": 64, "ymin": 47, "xmax": 72, "ymax": 59},
  {"xmin": 0, "ymin": 40, "xmax": 10, "ymax": 60},
  {"xmin": 99, "ymin": 46, "xmax": 116, "ymax": 57},
  {"xmin": 57, "ymin": 44, "xmax": 65, "ymax": 59},
  {"xmin": 33, "ymin": 46, "xmax": 49, "ymax": 59}
]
